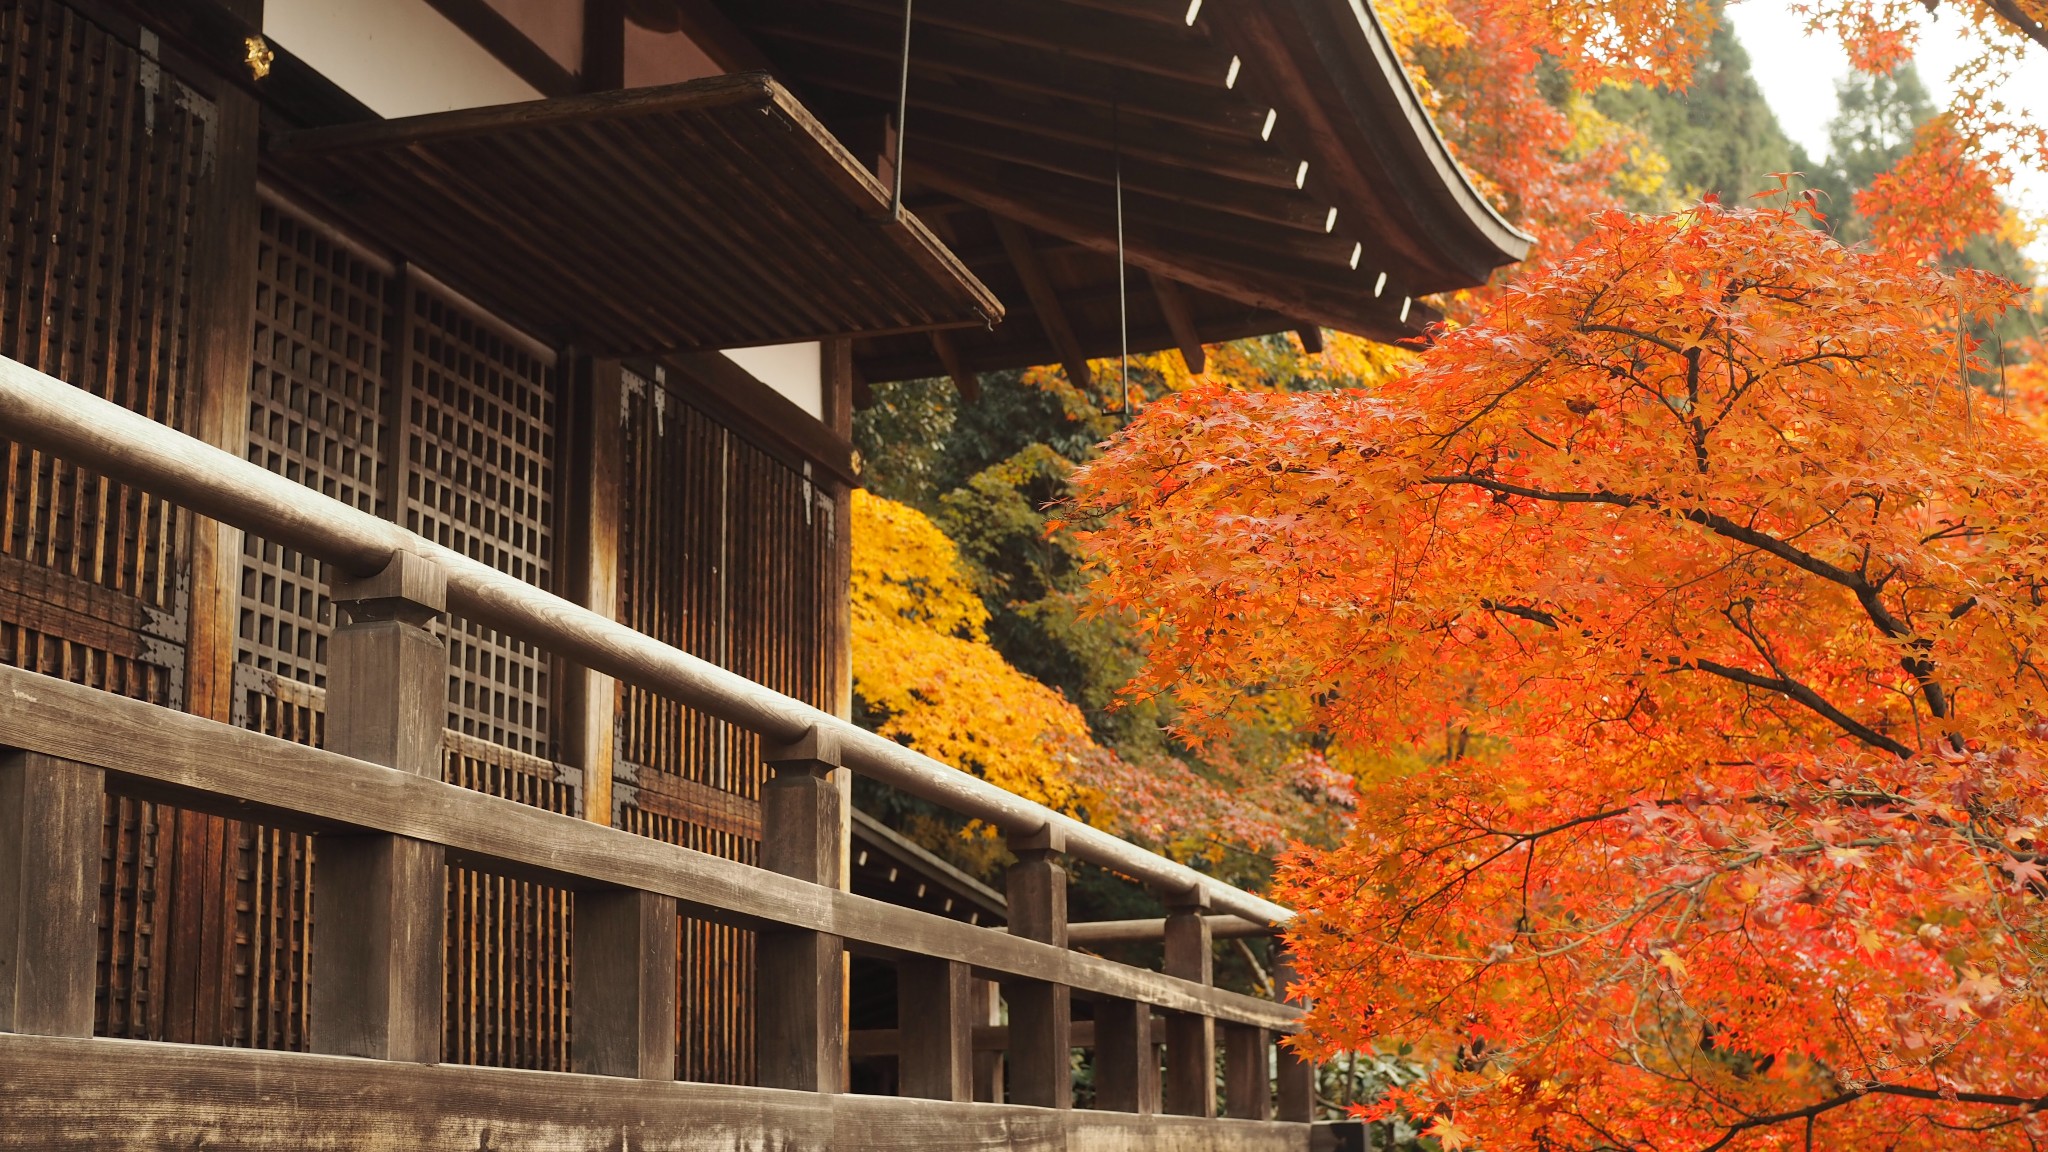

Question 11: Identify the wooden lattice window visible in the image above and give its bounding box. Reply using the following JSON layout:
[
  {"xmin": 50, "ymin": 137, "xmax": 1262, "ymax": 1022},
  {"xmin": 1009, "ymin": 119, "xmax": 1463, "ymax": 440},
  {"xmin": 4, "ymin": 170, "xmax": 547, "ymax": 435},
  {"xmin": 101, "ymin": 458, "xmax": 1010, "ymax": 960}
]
[
  {"xmin": 614, "ymin": 367, "xmax": 836, "ymax": 1084},
  {"xmin": 1, "ymin": 0, "xmax": 215, "ymax": 1044},
  {"xmin": 401, "ymin": 287, "xmax": 556, "ymax": 757}
]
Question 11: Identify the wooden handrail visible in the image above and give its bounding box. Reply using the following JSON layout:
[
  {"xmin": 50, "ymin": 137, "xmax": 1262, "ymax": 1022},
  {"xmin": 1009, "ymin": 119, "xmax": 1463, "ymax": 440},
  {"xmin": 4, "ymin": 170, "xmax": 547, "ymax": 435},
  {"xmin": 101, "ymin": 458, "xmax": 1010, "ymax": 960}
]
[
  {"xmin": 0, "ymin": 663, "xmax": 1298, "ymax": 1031},
  {"xmin": 0, "ymin": 355, "xmax": 1294, "ymax": 927}
]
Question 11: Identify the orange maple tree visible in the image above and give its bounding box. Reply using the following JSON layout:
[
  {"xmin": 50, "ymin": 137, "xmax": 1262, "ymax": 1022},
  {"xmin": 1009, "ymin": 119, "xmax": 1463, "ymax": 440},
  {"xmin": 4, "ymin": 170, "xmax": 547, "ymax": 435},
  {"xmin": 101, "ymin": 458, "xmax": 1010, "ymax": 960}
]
[{"xmin": 1074, "ymin": 202, "xmax": 2048, "ymax": 1148}]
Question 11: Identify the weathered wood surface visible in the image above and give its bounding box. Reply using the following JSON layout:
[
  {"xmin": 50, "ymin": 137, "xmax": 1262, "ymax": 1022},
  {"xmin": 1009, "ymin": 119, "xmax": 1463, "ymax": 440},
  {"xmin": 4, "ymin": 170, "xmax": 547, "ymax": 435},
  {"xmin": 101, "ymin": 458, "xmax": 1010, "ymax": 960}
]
[
  {"xmin": 1164, "ymin": 895, "xmax": 1218, "ymax": 1118},
  {"xmin": 0, "ymin": 664, "xmax": 1299, "ymax": 1031},
  {"xmin": 572, "ymin": 889, "xmax": 679, "ymax": 1080},
  {"xmin": 898, "ymin": 956, "xmax": 975, "ymax": 1101},
  {"xmin": 0, "ymin": 354, "xmax": 1294, "ymax": 931},
  {"xmin": 0, "ymin": 753, "xmax": 101, "ymax": 1038},
  {"xmin": 760, "ymin": 733, "xmax": 847, "ymax": 1092},
  {"xmin": 0, "ymin": 1033, "xmax": 1311, "ymax": 1151},
  {"xmin": 1007, "ymin": 826, "xmax": 1072, "ymax": 1109}
]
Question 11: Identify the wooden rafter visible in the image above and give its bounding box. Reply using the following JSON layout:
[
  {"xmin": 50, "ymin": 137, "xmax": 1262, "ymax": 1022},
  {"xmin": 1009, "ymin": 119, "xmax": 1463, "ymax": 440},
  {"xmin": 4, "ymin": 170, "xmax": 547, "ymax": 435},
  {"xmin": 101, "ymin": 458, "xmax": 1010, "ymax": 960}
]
[
  {"xmin": 993, "ymin": 217, "xmax": 1094, "ymax": 391},
  {"xmin": 928, "ymin": 330, "xmax": 982, "ymax": 400},
  {"xmin": 1149, "ymin": 273, "xmax": 1206, "ymax": 375},
  {"xmin": 419, "ymin": 0, "xmax": 577, "ymax": 96}
]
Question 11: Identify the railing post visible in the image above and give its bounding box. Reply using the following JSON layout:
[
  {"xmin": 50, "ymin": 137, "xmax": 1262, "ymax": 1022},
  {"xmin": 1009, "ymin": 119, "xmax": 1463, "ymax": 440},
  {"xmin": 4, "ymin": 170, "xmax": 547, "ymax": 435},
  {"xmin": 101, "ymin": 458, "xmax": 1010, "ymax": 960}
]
[
  {"xmin": 573, "ymin": 889, "xmax": 678, "ymax": 1079},
  {"xmin": 1093, "ymin": 998, "xmax": 1158, "ymax": 1114},
  {"xmin": 897, "ymin": 955, "xmax": 973, "ymax": 1100},
  {"xmin": 758, "ymin": 726, "xmax": 845, "ymax": 1093},
  {"xmin": 1163, "ymin": 886, "xmax": 1216, "ymax": 1117},
  {"xmin": 0, "ymin": 752, "xmax": 102, "ymax": 1037},
  {"xmin": 1005, "ymin": 823, "xmax": 1071, "ymax": 1108},
  {"xmin": 1275, "ymin": 942, "xmax": 1318, "ymax": 1122},
  {"xmin": 312, "ymin": 552, "xmax": 448, "ymax": 1063},
  {"xmin": 1224, "ymin": 1021, "xmax": 1272, "ymax": 1119}
]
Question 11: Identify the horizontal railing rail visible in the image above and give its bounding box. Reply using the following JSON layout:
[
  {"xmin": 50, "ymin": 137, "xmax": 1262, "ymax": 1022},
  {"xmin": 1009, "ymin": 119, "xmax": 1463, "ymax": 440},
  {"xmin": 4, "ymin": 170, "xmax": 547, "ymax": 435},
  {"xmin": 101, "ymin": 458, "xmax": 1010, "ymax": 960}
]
[
  {"xmin": 0, "ymin": 355, "xmax": 1291, "ymax": 929},
  {"xmin": 0, "ymin": 663, "xmax": 1297, "ymax": 1030}
]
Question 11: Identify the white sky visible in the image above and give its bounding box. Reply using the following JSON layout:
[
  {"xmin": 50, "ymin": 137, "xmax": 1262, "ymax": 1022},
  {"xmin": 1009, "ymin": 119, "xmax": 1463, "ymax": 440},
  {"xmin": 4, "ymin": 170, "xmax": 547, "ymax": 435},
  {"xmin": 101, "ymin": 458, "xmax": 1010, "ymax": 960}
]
[{"xmin": 1723, "ymin": 1, "xmax": 2048, "ymax": 279}]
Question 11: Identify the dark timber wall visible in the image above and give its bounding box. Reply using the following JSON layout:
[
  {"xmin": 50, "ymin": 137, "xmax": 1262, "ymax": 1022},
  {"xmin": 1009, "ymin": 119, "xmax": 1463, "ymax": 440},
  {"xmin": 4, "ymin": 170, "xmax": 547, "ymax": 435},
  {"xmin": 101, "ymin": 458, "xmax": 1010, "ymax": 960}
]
[{"xmin": 0, "ymin": 0, "xmax": 837, "ymax": 1079}]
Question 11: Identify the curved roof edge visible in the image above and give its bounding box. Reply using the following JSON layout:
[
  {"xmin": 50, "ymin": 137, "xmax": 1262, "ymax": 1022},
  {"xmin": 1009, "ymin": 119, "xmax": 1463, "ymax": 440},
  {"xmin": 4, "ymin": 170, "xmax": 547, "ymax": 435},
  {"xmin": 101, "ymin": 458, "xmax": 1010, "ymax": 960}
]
[{"xmin": 1320, "ymin": 0, "xmax": 1536, "ymax": 270}]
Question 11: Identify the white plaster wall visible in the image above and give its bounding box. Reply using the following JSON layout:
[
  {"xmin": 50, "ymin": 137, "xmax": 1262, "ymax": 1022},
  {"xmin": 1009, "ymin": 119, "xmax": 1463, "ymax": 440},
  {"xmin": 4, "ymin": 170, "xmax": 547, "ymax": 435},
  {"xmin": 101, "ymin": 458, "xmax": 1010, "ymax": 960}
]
[
  {"xmin": 723, "ymin": 343, "xmax": 823, "ymax": 421},
  {"xmin": 264, "ymin": 0, "xmax": 541, "ymax": 118}
]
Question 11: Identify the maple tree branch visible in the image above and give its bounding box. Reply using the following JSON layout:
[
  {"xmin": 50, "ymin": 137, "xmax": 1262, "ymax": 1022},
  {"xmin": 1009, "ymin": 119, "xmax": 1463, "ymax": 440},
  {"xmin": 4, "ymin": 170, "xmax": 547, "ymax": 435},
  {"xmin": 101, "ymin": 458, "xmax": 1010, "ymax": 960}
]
[
  {"xmin": 1980, "ymin": 0, "xmax": 2048, "ymax": 51},
  {"xmin": 1678, "ymin": 656, "xmax": 1915, "ymax": 757},
  {"xmin": 1697, "ymin": 1083, "xmax": 2048, "ymax": 1152}
]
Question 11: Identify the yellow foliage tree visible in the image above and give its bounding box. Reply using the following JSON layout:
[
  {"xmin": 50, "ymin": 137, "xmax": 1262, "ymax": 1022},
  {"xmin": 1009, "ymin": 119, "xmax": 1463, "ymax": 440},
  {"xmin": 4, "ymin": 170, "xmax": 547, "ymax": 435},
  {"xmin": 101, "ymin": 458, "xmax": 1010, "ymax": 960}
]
[{"xmin": 850, "ymin": 489, "xmax": 1101, "ymax": 817}]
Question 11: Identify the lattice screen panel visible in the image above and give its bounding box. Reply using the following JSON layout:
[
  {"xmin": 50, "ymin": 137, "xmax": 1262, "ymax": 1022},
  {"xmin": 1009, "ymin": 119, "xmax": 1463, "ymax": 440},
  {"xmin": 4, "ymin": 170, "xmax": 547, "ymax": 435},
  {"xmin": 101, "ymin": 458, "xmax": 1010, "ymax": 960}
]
[
  {"xmin": 401, "ymin": 287, "xmax": 555, "ymax": 756},
  {"xmin": 615, "ymin": 369, "xmax": 836, "ymax": 1084},
  {"xmin": 0, "ymin": 0, "xmax": 214, "ymax": 1044}
]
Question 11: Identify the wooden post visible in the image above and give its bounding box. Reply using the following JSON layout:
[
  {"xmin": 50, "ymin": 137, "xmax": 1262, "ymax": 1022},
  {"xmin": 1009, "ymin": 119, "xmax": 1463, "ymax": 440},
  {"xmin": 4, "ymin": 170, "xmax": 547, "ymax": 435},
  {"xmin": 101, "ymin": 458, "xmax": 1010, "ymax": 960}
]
[
  {"xmin": 1224, "ymin": 1022, "xmax": 1272, "ymax": 1120},
  {"xmin": 1163, "ymin": 887, "xmax": 1216, "ymax": 1117},
  {"xmin": 1093, "ymin": 998, "xmax": 1157, "ymax": 1114},
  {"xmin": 896, "ymin": 956, "xmax": 972, "ymax": 1101},
  {"xmin": 758, "ymin": 726, "xmax": 845, "ymax": 1093},
  {"xmin": 560, "ymin": 356, "xmax": 622, "ymax": 827},
  {"xmin": 0, "ymin": 752, "xmax": 102, "ymax": 1037},
  {"xmin": 573, "ymin": 889, "xmax": 678, "ymax": 1079},
  {"xmin": 1274, "ymin": 942, "xmax": 1318, "ymax": 1122},
  {"xmin": 311, "ymin": 552, "xmax": 448, "ymax": 1063},
  {"xmin": 1004, "ymin": 823, "xmax": 1070, "ymax": 1109}
]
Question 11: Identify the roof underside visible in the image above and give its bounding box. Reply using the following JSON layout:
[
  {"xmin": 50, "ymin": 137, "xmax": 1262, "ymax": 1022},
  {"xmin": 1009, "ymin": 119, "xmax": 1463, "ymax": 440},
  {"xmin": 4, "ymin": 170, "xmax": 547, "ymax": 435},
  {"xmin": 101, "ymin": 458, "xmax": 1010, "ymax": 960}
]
[
  {"xmin": 684, "ymin": 0, "xmax": 1530, "ymax": 384},
  {"xmin": 267, "ymin": 73, "xmax": 1003, "ymax": 357}
]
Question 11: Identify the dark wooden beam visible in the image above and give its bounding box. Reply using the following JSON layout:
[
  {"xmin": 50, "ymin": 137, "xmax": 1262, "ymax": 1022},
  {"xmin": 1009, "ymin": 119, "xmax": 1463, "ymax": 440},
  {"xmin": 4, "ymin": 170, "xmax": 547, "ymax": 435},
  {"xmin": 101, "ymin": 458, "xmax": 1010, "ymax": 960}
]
[
  {"xmin": 1005, "ymin": 825, "xmax": 1072, "ymax": 1109},
  {"xmin": 580, "ymin": 0, "xmax": 626, "ymax": 91},
  {"xmin": 992, "ymin": 217, "xmax": 1093, "ymax": 390},
  {"xmin": 928, "ymin": 330, "xmax": 982, "ymax": 400},
  {"xmin": 1294, "ymin": 326, "xmax": 1324, "ymax": 355},
  {"xmin": 738, "ymin": 2, "xmax": 1266, "ymax": 136},
  {"xmin": 1163, "ymin": 889, "xmax": 1216, "ymax": 1118},
  {"xmin": 761, "ymin": 39, "xmax": 1293, "ymax": 189},
  {"xmin": 1149, "ymin": 273, "xmax": 1206, "ymax": 375},
  {"xmin": 663, "ymin": 0, "xmax": 780, "ymax": 72},
  {"xmin": 0, "ymin": 1033, "xmax": 1314, "ymax": 1150},
  {"xmin": 808, "ymin": 0, "xmax": 1233, "ymax": 88},
  {"xmin": 422, "ymin": 0, "xmax": 578, "ymax": 96},
  {"xmin": 911, "ymin": 154, "xmax": 1427, "ymax": 340}
]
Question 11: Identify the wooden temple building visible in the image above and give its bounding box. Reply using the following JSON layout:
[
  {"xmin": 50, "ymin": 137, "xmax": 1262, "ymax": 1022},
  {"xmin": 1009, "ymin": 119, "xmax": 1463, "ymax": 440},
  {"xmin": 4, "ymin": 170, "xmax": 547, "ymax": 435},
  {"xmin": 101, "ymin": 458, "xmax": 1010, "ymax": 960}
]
[{"xmin": 0, "ymin": 0, "xmax": 1524, "ymax": 1147}]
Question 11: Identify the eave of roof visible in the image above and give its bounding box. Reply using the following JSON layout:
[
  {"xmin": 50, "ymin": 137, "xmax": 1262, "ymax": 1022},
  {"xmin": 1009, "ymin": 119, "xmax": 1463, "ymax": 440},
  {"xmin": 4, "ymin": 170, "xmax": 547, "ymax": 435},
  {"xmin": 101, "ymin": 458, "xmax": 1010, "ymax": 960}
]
[{"xmin": 266, "ymin": 73, "xmax": 1004, "ymax": 357}]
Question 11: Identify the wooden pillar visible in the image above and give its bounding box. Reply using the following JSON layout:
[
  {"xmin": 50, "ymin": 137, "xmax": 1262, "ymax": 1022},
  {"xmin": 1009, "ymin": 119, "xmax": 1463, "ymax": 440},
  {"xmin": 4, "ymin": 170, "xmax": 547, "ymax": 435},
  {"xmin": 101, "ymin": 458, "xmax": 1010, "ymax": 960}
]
[
  {"xmin": 1275, "ymin": 942, "xmax": 1318, "ymax": 1122},
  {"xmin": 897, "ymin": 956, "xmax": 973, "ymax": 1100},
  {"xmin": 0, "ymin": 752, "xmax": 102, "ymax": 1037},
  {"xmin": 1093, "ymin": 998, "xmax": 1158, "ymax": 1114},
  {"xmin": 560, "ymin": 356, "xmax": 622, "ymax": 826},
  {"xmin": 311, "ymin": 552, "xmax": 448, "ymax": 1063},
  {"xmin": 758, "ymin": 727, "xmax": 845, "ymax": 1093},
  {"xmin": 1163, "ymin": 887, "xmax": 1216, "ymax": 1117},
  {"xmin": 573, "ymin": 888, "xmax": 678, "ymax": 1079},
  {"xmin": 1004, "ymin": 824, "xmax": 1070, "ymax": 1108},
  {"xmin": 1224, "ymin": 1022, "xmax": 1272, "ymax": 1120}
]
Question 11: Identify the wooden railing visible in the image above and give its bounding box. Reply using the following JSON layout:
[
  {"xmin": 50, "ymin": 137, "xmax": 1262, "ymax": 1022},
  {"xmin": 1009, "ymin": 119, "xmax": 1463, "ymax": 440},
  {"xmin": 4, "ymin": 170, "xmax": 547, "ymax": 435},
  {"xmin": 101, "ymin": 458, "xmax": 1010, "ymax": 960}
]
[{"xmin": 0, "ymin": 355, "xmax": 1315, "ymax": 1151}]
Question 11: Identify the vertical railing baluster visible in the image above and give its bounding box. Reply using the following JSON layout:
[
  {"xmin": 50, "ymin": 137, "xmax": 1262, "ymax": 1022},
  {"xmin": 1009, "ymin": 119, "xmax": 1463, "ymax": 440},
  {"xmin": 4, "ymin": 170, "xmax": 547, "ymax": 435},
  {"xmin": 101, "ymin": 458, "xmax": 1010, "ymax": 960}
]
[
  {"xmin": 313, "ymin": 552, "xmax": 449, "ymax": 1063},
  {"xmin": 758, "ymin": 726, "xmax": 845, "ymax": 1092},
  {"xmin": 0, "ymin": 751, "xmax": 102, "ymax": 1038},
  {"xmin": 1004, "ymin": 823, "xmax": 1071, "ymax": 1108},
  {"xmin": 1093, "ymin": 997, "xmax": 1158, "ymax": 1114},
  {"xmin": 1224, "ymin": 1020, "xmax": 1272, "ymax": 1119},
  {"xmin": 1275, "ymin": 942, "xmax": 1319, "ymax": 1122},
  {"xmin": 1163, "ymin": 888, "xmax": 1216, "ymax": 1117},
  {"xmin": 897, "ymin": 955, "xmax": 973, "ymax": 1100},
  {"xmin": 573, "ymin": 888, "xmax": 678, "ymax": 1079}
]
